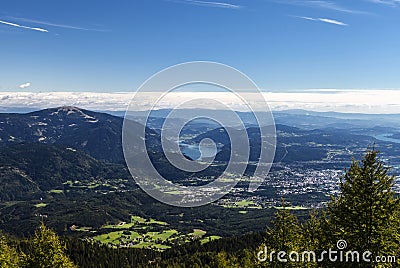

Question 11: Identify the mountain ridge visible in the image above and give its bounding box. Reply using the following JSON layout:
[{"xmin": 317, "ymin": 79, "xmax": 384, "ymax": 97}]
[{"xmin": 0, "ymin": 106, "xmax": 160, "ymax": 163}]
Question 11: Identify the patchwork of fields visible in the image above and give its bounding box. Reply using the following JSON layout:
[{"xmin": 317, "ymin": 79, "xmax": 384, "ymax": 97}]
[{"xmin": 72, "ymin": 215, "xmax": 221, "ymax": 250}]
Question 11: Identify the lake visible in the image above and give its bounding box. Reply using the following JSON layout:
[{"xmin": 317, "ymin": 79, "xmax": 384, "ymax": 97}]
[
  {"xmin": 374, "ymin": 133, "xmax": 400, "ymax": 144},
  {"xmin": 180, "ymin": 143, "xmax": 218, "ymax": 160}
]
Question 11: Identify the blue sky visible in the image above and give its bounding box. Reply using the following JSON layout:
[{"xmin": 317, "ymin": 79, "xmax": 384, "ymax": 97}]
[{"xmin": 1, "ymin": 0, "xmax": 400, "ymax": 92}]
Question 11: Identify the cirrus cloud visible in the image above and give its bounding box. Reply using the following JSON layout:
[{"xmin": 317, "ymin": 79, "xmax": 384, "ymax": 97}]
[
  {"xmin": 0, "ymin": 20, "xmax": 48, "ymax": 32},
  {"xmin": 294, "ymin": 16, "xmax": 348, "ymax": 26}
]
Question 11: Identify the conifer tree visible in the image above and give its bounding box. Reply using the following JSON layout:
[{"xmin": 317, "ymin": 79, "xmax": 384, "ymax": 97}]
[
  {"xmin": 302, "ymin": 210, "xmax": 324, "ymax": 251},
  {"xmin": 24, "ymin": 223, "xmax": 77, "ymax": 268},
  {"xmin": 0, "ymin": 233, "xmax": 20, "ymax": 268},
  {"xmin": 257, "ymin": 200, "xmax": 303, "ymax": 267},
  {"xmin": 268, "ymin": 201, "xmax": 302, "ymax": 252},
  {"xmin": 328, "ymin": 150, "xmax": 400, "ymax": 265}
]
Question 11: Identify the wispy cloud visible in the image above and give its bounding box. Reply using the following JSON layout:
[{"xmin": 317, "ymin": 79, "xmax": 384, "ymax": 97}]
[
  {"xmin": 294, "ymin": 15, "xmax": 348, "ymax": 26},
  {"xmin": 275, "ymin": 0, "xmax": 367, "ymax": 14},
  {"xmin": 19, "ymin": 82, "xmax": 31, "ymax": 89},
  {"xmin": 8, "ymin": 17, "xmax": 106, "ymax": 32},
  {"xmin": 367, "ymin": 0, "xmax": 400, "ymax": 6},
  {"xmin": 0, "ymin": 19, "xmax": 48, "ymax": 32},
  {"xmin": 167, "ymin": 0, "xmax": 242, "ymax": 9}
]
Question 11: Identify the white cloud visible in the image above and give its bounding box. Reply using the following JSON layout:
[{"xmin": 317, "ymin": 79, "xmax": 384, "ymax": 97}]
[
  {"xmin": 317, "ymin": 18, "xmax": 348, "ymax": 26},
  {"xmin": 295, "ymin": 16, "xmax": 348, "ymax": 26},
  {"xmin": 1, "ymin": 90, "xmax": 400, "ymax": 114},
  {"xmin": 19, "ymin": 82, "xmax": 31, "ymax": 89},
  {"xmin": 167, "ymin": 0, "xmax": 242, "ymax": 9},
  {"xmin": 0, "ymin": 20, "xmax": 48, "ymax": 32},
  {"xmin": 8, "ymin": 17, "xmax": 106, "ymax": 32}
]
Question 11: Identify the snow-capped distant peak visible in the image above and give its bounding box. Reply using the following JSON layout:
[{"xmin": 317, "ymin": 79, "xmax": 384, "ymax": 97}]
[
  {"xmin": 50, "ymin": 106, "xmax": 97, "ymax": 121},
  {"xmin": 58, "ymin": 106, "xmax": 82, "ymax": 113}
]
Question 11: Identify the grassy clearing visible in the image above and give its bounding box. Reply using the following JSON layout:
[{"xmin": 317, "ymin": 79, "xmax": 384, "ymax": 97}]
[
  {"xmin": 151, "ymin": 230, "xmax": 178, "ymax": 241},
  {"xmin": 147, "ymin": 218, "xmax": 168, "ymax": 225},
  {"xmin": 221, "ymin": 200, "xmax": 262, "ymax": 209},
  {"xmin": 131, "ymin": 215, "xmax": 168, "ymax": 226},
  {"xmin": 93, "ymin": 231, "xmax": 125, "ymax": 244},
  {"xmin": 191, "ymin": 229, "xmax": 206, "ymax": 237},
  {"xmin": 88, "ymin": 215, "xmax": 216, "ymax": 250},
  {"xmin": 131, "ymin": 215, "xmax": 146, "ymax": 224},
  {"xmin": 200, "ymin": 235, "xmax": 221, "ymax": 244},
  {"xmin": 235, "ymin": 200, "xmax": 255, "ymax": 207},
  {"xmin": 49, "ymin": 189, "xmax": 64, "ymax": 194},
  {"xmin": 93, "ymin": 231, "xmax": 141, "ymax": 244},
  {"xmin": 34, "ymin": 203, "xmax": 47, "ymax": 208},
  {"xmin": 102, "ymin": 215, "xmax": 168, "ymax": 231},
  {"xmin": 93, "ymin": 229, "xmax": 177, "ymax": 249},
  {"xmin": 74, "ymin": 227, "xmax": 93, "ymax": 232}
]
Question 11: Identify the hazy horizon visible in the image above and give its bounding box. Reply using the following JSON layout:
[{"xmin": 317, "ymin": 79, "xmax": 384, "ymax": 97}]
[{"xmin": 1, "ymin": 89, "xmax": 400, "ymax": 114}]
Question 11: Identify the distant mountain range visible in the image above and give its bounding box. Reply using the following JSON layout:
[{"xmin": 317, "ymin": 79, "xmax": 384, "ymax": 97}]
[
  {"xmin": 1, "ymin": 106, "xmax": 399, "ymax": 166},
  {"xmin": 111, "ymin": 108, "xmax": 400, "ymax": 129},
  {"xmin": 0, "ymin": 106, "xmax": 161, "ymax": 163}
]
